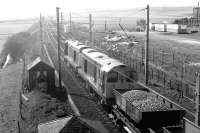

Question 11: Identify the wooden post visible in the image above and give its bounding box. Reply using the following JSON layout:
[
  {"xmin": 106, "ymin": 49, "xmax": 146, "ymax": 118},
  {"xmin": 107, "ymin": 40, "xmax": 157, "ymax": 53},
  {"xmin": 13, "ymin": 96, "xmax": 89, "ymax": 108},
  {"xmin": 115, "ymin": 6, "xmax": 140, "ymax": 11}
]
[
  {"xmin": 197, "ymin": 2, "xmax": 199, "ymax": 22},
  {"xmin": 40, "ymin": 13, "xmax": 43, "ymax": 55},
  {"xmin": 61, "ymin": 12, "xmax": 63, "ymax": 31},
  {"xmin": 145, "ymin": 5, "xmax": 150, "ymax": 85},
  {"xmin": 56, "ymin": 7, "xmax": 62, "ymax": 90},
  {"xmin": 89, "ymin": 14, "xmax": 92, "ymax": 43},
  {"xmin": 105, "ymin": 20, "xmax": 107, "ymax": 32},
  {"xmin": 195, "ymin": 72, "xmax": 200, "ymax": 126},
  {"xmin": 152, "ymin": 47, "xmax": 155, "ymax": 63},
  {"xmin": 69, "ymin": 12, "xmax": 72, "ymax": 33},
  {"xmin": 161, "ymin": 49, "xmax": 164, "ymax": 65},
  {"xmin": 172, "ymin": 51, "xmax": 175, "ymax": 66},
  {"xmin": 142, "ymin": 47, "xmax": 144, "ymax": 63}
]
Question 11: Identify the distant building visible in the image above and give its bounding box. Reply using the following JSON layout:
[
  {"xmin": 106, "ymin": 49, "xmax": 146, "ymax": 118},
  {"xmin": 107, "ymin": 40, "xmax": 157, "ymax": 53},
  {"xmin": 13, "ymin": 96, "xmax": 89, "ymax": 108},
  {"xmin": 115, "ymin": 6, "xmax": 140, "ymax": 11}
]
[
  {"xmin": 193, "ymin": 2, "xmax": 200, "ymax": 18},
  {"xmin": 193, "ymin": 7, "xmax": 200, "ymax": 18}
]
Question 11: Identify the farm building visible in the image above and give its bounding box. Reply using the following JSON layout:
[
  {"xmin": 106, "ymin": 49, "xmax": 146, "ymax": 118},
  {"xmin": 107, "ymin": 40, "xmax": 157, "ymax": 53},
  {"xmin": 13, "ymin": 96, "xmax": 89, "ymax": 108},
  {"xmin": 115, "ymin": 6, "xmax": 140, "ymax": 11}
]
[
  {"xmin": 38, "ymin": 115, "xmax": 109, "ymax": 133},
  {"xmin": 27, "ymin": 57, "xmax": 55, "ymax": 92},
  {"xmin": 193, "ymin": 5, "xmax": 200, "ymax": 18},
  {"xmin": 151, "ymin": 23, "xmax": 189, "ymax": 34},
  {"xmin": 152, "ymin": 23, "xmax": 167, "ymax": 32}
]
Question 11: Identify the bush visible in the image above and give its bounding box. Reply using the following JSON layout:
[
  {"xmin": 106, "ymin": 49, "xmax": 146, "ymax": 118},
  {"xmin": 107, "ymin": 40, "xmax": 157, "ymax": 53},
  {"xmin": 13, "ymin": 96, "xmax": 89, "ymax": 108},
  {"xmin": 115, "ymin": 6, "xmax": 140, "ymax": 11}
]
[
  {"xmin": 2, "ymin": 32, "xmax": 31, "ymax": 61},
  {"xmin": 136, "ymin": 19, "xmax": 146, "ymax": 31}
]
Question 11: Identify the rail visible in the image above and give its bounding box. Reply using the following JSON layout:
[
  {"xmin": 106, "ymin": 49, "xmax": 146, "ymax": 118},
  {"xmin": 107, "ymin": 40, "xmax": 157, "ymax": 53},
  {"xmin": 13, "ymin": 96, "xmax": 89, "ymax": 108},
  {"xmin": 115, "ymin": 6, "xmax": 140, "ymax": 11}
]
[{"xmin": 43, "ymin": 44, "xmax": 81, "ymax": 116}]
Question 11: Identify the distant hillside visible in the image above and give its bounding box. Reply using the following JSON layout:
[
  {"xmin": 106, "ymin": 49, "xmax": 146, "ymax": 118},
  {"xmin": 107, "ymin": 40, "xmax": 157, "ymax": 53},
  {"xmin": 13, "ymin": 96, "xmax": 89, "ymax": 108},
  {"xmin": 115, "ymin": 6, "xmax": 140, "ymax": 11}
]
[
  {"xmin": 72, "ymin": 6, "xmax": 193, "ymax": 24},
  {"xmin": 81, "ymin": 6, "xmax": 193, "ymax": 18}
]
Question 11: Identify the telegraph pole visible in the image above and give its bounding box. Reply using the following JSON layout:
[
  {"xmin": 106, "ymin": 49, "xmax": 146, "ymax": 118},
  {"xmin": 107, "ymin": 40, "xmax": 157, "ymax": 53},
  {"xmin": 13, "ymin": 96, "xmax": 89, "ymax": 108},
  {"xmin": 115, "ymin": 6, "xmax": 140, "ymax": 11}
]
[
  {"xmin": 89, "ymin": 14, "xmax": 92, "ymax": 43},
  {"xmin": 40, "ymin": 13, "xmax": 43, "ymax": 55},
  {"xmin": 197, "ymin": 2, "xmax": 199, "ymax": 25},
  {"xmin": 61, "ymin": 12, "xmax": 64, "ymax": 33},
  {"xmin": 145, "ymin": 5, "xmax": 150, "ymax": 85},
  {"xmin": 69, "ymin": 13, "xmax": 72, "ymax": 33},
  {"xmin": 56, "ymin": 7, "xmax": 62, "ymax": 90},
  {"xmin": 195, "ymin": 73, "xmax": 200, "ymax": 126},
  {"xmin": 105, "ymin": 20, "xmax": 107, "ymax": 32},
  {"xmin": 61, "ymin": 12, "xmax": 63, "ymax": 26}
]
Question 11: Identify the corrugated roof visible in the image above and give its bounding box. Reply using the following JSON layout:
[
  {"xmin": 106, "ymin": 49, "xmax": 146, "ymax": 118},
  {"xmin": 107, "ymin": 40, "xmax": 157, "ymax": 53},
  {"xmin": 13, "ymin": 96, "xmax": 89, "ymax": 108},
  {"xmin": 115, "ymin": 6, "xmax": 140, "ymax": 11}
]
[
  {"xmin": 82, "ymin": 48, "xmax": 125, "ymax": 72},
  {"xmin": 38, "ymin": 116, "xmax": 73, "ymax": 133}
]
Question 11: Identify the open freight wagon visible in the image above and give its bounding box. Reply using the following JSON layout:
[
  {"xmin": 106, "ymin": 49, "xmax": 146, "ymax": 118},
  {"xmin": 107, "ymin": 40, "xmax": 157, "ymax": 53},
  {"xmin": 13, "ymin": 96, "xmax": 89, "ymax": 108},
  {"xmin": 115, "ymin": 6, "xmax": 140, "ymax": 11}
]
[{"xmin": 113, "ymin": 89, "xmax": 185, "ymax": 130}]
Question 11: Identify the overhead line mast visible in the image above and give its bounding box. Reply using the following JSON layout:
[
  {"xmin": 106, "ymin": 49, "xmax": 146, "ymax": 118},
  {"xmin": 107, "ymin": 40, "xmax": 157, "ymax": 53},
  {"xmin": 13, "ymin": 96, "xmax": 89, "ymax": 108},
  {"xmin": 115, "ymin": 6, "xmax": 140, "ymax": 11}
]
[
  {"xmin": 70, "ymin": 12, "xmax": 72, "ymax": 33},
  {"xmin": 56, "ymin": 7, "xmax": 62, "ymax": 90},
  {"xmin": 145, "ymin": 5, "xmax": 150, "ymax": 85},
  {"xmin": 89, "ymin": 14, "xmax": 92, "ymax": 43},
  {"xmin": 40, "ymin": 13, "xmax": 43, "ymax": 55}
]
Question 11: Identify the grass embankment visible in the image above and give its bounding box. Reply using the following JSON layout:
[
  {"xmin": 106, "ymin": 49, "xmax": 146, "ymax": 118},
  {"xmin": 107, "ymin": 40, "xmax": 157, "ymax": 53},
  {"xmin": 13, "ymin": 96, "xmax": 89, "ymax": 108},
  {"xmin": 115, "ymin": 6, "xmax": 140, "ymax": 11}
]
[
  {"xmin": 17, "ymin": 24, "xmax": 72, "ymax": 133},
  {"xmin": 0, "ymin": 62, "xmax": 22, "ymax": 133}
]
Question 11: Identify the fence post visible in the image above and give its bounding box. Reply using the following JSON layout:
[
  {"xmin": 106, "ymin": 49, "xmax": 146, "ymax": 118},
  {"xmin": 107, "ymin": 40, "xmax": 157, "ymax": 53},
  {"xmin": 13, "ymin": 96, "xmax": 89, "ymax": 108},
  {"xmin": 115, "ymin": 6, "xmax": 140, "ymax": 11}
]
[
  {"xmin": 142, "ymin": 47, "xmax": 144, "ymax": 63},
  {"xmin": 152, "ymin": 47, "xmax": 155, "ymax": 63},
  {"xmin": 136, "ymin": 61, "xmax": 138, "ymax": 72},
  {"xmin": 161, "ymin": 49, "xmax": 164, "ymax": 65},
  {"xmin": 172, "ymin": 51, "xmax": 175, "ymax": 66},
  {"xmin": 163, "ymin": 73, "xmax": 166, "ymax": 86},
  {"xmin": 169, "ymin": 80, "xmax": 172, "ymax": 89},
  {"xmin": 195, "ymin": 72, "xmax": 200, "ymax": 126}
]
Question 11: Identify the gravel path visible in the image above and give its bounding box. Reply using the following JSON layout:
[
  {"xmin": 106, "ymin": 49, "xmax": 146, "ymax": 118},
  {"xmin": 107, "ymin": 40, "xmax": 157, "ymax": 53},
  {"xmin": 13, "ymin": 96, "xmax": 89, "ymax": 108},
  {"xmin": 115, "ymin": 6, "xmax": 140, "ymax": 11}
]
[{"xmin": 0, "ymin": 62, "xmax": 22, "ymax": 133}]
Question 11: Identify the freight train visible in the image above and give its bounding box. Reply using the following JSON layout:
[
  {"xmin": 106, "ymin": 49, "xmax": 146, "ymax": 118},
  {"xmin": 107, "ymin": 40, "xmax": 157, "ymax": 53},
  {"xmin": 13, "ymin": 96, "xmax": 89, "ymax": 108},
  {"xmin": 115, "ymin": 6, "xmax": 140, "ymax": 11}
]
[{"xmin": 63, "ymin": 40, "xmax": 188, "ymax": 133}]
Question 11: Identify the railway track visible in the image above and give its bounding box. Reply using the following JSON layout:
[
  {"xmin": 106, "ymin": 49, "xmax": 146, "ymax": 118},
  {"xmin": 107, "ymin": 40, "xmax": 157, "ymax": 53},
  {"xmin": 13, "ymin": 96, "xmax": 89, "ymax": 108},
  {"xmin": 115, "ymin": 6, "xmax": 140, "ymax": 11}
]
[
  {"xmin": 44, "ymin": 25, "xmax": 120, "ymax": 133},
  {"xmin": 46, "ymin": 20, "xmax": 198, "ymax": 123},
  {"xmin": 49, "ymin": 26, "xmax": 198, "ymax": 122}
]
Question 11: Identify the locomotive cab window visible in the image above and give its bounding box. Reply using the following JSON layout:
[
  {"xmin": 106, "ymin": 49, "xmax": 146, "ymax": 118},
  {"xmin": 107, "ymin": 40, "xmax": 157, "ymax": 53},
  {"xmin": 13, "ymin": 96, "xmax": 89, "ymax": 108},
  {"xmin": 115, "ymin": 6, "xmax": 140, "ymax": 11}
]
[
  {"xmin": 126, "ymin": 71, "xmax": 137, "ymax": 82},
  {"xmin": 93, "ymin": 66, "xmax": 97, "ymax": 83},
  {"xmin": 64, "ymin": 42, "xmax": 68, "ymax": 55},
  {"xmin": 73, "ymin": 51, "xmax": 76, "ymax": 62},
  {"xmin": 84, "ymin": 60, "xmax": 87, "ymax": 73},
  {"xmin": 107, "ymin": 71, "xmax": 118, "ymax": 82}
]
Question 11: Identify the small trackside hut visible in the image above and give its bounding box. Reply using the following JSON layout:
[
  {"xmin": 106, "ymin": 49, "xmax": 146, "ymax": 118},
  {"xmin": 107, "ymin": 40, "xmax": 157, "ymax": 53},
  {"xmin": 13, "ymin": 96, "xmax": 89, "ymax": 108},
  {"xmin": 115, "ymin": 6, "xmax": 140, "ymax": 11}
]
[{"xmin": 27, "ymin": 57, "xmax": 55, "ymax": 92}]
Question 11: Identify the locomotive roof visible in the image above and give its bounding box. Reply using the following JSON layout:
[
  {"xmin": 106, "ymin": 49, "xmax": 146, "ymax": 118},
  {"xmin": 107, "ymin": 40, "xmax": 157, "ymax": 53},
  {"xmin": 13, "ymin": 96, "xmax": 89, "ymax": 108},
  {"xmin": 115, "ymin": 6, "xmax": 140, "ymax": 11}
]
[
  {"xmin": 82, "ymin": 47, "xmax": 125, "ymax": 72},
  {"xmin": 66, "ymin": 40, "xmax": 88, "ymax": 51},
  {"xmin": 66, "ymin": 39, "xmax": 126, "ymax": 72}
]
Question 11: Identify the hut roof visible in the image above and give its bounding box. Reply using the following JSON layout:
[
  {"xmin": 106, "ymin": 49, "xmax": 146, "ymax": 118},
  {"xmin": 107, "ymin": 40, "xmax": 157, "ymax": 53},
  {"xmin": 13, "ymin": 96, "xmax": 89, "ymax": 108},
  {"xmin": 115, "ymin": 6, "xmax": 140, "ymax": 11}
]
[
  {"xmin": 38, "ymin": 115, "xmax": 109, "ymax": 133},
  {"xmin": 27, "ymin": 57, "xmax": 54, "ymax": 71}
]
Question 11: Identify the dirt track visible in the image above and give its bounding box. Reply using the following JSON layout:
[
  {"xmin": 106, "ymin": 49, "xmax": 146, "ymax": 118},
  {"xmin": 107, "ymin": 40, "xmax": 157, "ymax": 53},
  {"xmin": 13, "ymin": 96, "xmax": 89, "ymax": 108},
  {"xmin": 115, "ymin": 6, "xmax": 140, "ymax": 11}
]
[{"xmin": 0, "ymin": 62, "xmax": 22, "ymax": 133}]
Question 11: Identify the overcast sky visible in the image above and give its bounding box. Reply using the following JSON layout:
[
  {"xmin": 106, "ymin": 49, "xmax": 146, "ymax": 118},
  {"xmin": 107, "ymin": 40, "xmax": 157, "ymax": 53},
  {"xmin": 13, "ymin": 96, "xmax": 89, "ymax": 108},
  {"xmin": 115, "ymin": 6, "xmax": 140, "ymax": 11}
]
[{"xmin": 0, "ymin": 0, "xmax": 199, "ymax": 20}]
